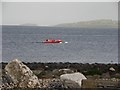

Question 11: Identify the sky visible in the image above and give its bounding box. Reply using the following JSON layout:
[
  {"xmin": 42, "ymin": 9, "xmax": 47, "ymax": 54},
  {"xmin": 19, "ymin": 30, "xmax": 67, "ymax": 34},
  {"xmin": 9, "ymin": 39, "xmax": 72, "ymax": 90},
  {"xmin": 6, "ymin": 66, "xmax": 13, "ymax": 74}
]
[{"xmin": 2, "ymin": 2, "xmax": 118, "ymax": 26}]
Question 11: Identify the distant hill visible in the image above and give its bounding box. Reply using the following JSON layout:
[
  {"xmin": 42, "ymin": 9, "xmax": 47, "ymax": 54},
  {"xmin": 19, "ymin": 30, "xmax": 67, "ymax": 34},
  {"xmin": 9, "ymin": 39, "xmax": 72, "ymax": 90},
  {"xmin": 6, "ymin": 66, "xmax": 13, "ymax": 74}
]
[
  {"xmin": 55, "ymin": 19, "xmax": 118, "ymax": 28},
  {"xmin": 20, "ymin": 23, "xmax": 38, "ymax": 26}
]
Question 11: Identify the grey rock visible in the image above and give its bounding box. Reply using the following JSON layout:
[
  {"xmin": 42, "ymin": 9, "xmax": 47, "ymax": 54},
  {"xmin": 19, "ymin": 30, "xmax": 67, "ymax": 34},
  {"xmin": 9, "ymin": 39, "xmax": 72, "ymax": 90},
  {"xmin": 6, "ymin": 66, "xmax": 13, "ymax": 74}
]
[{"xmin": 5, "ymin": 59, "xmax": 40, "ymax": 88}]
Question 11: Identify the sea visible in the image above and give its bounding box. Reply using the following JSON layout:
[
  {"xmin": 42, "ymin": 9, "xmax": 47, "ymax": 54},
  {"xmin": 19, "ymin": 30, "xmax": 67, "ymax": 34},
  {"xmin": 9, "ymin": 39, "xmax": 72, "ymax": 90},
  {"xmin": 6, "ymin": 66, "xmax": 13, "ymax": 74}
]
[{"xmin": 2, "ymin": 26, "xmax": 118, "ymax": 63}]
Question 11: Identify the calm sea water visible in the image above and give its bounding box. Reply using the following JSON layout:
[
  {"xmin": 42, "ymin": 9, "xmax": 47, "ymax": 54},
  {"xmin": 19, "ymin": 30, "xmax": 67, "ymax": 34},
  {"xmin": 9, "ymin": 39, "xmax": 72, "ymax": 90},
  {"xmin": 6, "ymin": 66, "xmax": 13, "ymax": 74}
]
[{"xmin": 2, "ymin": 26, "xmax": 118, "ymax": 63}]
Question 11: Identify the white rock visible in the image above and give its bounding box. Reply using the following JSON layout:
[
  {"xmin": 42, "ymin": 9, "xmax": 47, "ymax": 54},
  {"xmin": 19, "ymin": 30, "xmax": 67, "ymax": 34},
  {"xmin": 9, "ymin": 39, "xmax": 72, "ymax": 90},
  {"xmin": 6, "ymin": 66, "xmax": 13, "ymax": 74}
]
[
  {"xmin": 60, "ymin": 72, "xmax": 87, "ymax": 87},
  {"xmin": 109, "ymin": 67, "xmax": 115, "ymax": 72}
]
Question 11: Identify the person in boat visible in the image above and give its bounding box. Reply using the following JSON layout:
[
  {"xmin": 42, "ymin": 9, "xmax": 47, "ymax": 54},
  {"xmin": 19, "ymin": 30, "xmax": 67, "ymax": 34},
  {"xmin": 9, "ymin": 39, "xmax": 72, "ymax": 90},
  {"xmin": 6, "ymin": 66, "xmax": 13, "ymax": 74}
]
[
  {"xmin": 45, "ymin": 39, "xmax": 55, "ymax": 42},
  {"xmin": 46, "ymin": 39, "xmax": 48, "ymax": 41}
]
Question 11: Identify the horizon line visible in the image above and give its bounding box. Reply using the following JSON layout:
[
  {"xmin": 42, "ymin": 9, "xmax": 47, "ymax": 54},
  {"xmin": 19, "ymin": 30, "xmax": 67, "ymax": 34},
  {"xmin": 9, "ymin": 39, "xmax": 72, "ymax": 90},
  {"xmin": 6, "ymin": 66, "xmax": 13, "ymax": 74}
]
[{"xmin": 1, "ymin": 19, "xmax": 118, "ymax": 26}]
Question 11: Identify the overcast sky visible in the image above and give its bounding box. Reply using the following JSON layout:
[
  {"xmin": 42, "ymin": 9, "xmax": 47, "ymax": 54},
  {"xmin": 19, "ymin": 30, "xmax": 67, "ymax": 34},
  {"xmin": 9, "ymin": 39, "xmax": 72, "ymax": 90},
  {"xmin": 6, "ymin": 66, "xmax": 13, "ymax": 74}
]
[{"xmin": 2, "ymin": 2, "xmax": 118, "ymax": 26}]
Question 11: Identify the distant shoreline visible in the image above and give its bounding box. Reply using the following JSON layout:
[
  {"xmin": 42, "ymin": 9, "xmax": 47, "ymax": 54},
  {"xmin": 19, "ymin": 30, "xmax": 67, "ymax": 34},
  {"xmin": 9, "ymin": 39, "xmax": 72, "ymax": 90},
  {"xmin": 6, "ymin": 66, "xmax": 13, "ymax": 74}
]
[
  {"xmin": 2, "ymin": 19, "xmax": 118, "ymax": 29},
  {"xmin": 2, "ymin": 25, "xmax": 118, "ymax": 29}
]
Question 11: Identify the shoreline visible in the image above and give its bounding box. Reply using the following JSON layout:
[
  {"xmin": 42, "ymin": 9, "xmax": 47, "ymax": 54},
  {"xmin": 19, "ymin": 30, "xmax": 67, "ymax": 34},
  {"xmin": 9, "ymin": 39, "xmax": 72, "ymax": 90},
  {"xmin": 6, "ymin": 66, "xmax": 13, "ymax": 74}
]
[
  {"xmin": 1, "ymin": 62, "xmax": 120, "ymax": 77},
  {"xmin": 1, "ymin": 60, "xmax": 120, "ymax": 89}
]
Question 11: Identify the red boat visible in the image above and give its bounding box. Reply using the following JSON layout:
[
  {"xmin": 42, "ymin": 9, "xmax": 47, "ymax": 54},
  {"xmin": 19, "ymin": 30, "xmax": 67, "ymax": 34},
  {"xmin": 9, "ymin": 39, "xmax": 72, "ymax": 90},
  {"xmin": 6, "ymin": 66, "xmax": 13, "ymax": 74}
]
[{"xmin": 43, "ymin": 39, "xmax": 63, "ymax": 43}]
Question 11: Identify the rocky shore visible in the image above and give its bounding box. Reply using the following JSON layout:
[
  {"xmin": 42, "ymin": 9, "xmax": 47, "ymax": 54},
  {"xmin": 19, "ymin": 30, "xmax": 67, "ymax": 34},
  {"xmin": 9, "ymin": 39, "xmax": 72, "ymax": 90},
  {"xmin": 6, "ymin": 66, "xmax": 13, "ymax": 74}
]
[
  {"xmin": 1, "ymin": 59, "xmax": 120, "ymax": 89},
  {"xmin": 1, "ymin": 59, "xmax": 75, "ymax": 89}
]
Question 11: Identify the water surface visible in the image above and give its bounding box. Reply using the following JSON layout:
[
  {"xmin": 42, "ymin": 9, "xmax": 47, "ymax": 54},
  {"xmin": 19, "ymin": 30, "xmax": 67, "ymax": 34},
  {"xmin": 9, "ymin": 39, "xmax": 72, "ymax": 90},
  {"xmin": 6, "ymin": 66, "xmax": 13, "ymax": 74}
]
[{"xmin": 2, "ymin": 26, "xmax": 118, "ymax": 63}]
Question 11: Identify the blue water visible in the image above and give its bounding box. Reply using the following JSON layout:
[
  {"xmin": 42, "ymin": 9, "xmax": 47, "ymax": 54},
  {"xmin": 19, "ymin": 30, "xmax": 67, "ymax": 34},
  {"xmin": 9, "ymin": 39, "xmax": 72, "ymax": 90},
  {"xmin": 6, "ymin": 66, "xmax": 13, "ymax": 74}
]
[{"xmin": 2, "ymin": 26, "xmax": 118, "ymax": 63}]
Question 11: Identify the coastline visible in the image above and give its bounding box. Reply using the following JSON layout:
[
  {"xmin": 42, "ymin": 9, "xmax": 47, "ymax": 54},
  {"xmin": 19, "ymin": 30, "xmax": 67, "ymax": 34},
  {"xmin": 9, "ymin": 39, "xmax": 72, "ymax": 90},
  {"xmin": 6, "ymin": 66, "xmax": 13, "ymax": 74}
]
[{"xmin": 1, "ymin": 61, "xmax": 120, "ymax": 89}]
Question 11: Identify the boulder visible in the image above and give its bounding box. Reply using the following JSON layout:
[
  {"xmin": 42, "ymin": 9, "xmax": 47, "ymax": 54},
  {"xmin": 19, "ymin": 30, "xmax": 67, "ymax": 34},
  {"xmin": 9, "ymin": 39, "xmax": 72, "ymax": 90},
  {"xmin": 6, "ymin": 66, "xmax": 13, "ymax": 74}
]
[
  {"xmin": 5, "ymin": 59, "xmax": 40, "ymax": 88},
  {"xmin": 109, "ymin": 67, "xmax": 115, "ymax": 72},
  {"xmin": 60, "ymin": 72, "xmax": 87, "ymax": 88}
]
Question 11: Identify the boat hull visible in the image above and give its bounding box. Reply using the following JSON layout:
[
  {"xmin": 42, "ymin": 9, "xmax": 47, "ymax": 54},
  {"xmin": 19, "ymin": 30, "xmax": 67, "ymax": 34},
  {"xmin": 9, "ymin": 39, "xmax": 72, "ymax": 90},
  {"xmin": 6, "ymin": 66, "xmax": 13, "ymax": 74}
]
[{"xmin": 43, "ymin": 40, "xmax": 63, "ymax": 43}]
